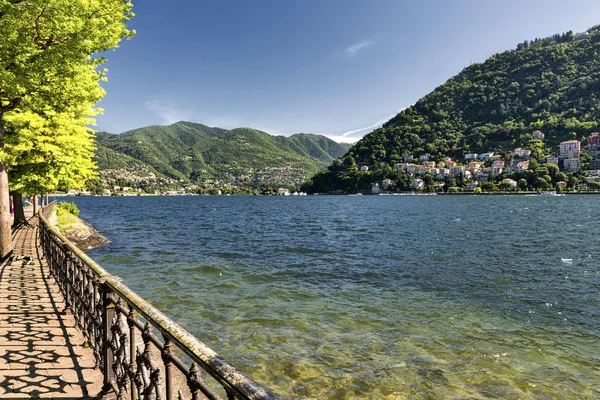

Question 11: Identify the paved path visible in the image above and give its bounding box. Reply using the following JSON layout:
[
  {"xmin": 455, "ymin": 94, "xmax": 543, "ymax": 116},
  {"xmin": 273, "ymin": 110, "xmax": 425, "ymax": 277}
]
[{"xmin": 0, "ymin": 216, "xmax": 104, "ymax": 399}]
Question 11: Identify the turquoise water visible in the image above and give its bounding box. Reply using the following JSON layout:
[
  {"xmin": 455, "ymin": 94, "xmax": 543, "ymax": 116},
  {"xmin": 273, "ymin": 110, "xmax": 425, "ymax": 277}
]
[{"xmin": 72, "ymin": 195, "xmax": 599, "ymax": 399}]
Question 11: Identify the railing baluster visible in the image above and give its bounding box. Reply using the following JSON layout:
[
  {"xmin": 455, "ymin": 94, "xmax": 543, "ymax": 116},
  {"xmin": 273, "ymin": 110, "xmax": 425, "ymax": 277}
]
[
  {"xmin": 187, "ymin": 363, "xmax": 203, "ymax": 400},
  {"xmin": 103, "ymin": 286, "xmax": 118, "ymax": 390},
  {"xmin": 162, "ymin": 336, "xmax": 175, "ymax": 400},
  {"xmin": 127, "ymin": 307, "xmax": 137, "ymax": 400}
]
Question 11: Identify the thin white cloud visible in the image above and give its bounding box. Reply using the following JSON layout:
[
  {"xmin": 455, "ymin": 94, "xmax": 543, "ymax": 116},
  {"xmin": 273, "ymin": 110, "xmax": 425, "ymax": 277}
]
[
  {"xmin": 341, "ymin": 117, "xmax": 389, "ymax": 137},
  {"xmin": 144, "ymin": 100, "xmax": 195, "ymax": 125},
  {"xmin": 346, "ymin": 40, "xmax": 375, "ymax": 56},
  {"xmin": 317, "ymin": 108, "xmax": 406, "ymax": 143}
]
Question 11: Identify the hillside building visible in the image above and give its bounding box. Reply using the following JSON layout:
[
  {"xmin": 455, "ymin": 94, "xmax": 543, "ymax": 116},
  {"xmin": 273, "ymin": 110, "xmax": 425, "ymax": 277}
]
[
  {"xmin": 532, "ymin": 130, "xmax": 545, "ymax": 140},
  {"xmin": 560, "ymin": 140, "xmax": 581, "ymax": 157}
]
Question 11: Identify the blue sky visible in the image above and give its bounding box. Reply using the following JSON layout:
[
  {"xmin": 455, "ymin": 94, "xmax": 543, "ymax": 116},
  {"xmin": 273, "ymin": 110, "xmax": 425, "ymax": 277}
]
[{"xmin": 97, "ymin": 0, "xmax": 600, "ymax": 142}]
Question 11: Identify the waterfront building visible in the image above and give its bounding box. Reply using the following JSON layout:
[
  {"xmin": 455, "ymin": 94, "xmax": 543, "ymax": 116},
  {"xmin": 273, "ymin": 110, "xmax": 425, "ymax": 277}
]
[
  {"xmin": 466, "ymin": 181, "xmax": 479, "ymax": 191},
  {"xmin": 371, "ymin": 183, "xmax": 381, "ymax": 194},
  {"xmin": 382, "ymin": 179, "xmax": 394, "ymax": 189},
  {"xmin": 410, "ymin": 179, "xmax": 425, "ymax": 190},
  {"xmin": 502, "ymin": 178, "xmax": 518, "ymax": 189}
]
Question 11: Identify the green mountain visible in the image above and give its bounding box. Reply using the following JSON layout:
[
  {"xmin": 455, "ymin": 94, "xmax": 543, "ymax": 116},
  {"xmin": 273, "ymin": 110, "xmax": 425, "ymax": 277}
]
[
  {"xmin": 94, "ymin": 122, "xmax": 351, "ymax": 187},
  {"xmin": 304, "ymin": 26, "xmax": 600, "ymax": 193}
]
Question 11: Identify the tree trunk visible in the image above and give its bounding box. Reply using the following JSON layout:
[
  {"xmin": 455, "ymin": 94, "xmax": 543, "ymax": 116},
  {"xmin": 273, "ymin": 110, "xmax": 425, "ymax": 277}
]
[
  {"xmin": 12, "ymin": 192, "xmax": 26, "ymax": 228},
  {"xmin": 32, "ymin": 195, "xmax": 37, "ymax": 215},
  {"xmin": 0, "ymin": 117, "xmax": 12, "ymax": 259}
]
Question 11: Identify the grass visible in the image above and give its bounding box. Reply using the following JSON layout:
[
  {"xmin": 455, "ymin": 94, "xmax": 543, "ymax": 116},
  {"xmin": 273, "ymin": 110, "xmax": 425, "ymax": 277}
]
[{"xmin": 56, "ymin": 201, "xmax": 80, "ymax": 230}]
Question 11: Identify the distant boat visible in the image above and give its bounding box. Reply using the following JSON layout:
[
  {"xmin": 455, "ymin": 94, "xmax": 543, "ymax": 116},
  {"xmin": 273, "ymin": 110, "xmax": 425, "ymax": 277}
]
[
  {"xmin": 348, "ymin": 193, "xmax": 363, "ymax": 196},
  {"xmin": 537, "ymin": 191, "xmax": 566, "ymax": 197}
]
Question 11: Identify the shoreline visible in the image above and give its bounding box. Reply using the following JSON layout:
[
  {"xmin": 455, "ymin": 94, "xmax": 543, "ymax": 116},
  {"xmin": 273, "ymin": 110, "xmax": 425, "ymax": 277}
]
[{"xmin": 49, "ymin": 209, "xmax": 110, "ymax": 250}]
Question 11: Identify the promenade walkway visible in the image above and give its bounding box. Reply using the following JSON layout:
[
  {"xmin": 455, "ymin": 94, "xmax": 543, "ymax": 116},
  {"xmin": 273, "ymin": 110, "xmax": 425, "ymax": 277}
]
[{"xmin": 0, "ymin": 215, "xmax": 104, "ymax": 399}]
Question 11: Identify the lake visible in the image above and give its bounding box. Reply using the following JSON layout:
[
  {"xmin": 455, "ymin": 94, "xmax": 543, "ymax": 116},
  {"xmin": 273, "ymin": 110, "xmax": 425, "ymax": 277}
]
[{"xmin": 69, "ymin": 195, "xmax": 599, "ymax": 399}]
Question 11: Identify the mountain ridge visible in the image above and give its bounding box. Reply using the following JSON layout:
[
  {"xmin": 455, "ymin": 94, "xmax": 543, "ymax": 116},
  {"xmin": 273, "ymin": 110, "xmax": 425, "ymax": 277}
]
[{"xmin": 94, "ymin": 121, "xmax": 352, "ymax": 190}]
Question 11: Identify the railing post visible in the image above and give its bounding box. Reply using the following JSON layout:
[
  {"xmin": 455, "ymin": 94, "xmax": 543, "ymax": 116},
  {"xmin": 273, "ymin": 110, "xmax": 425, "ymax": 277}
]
[
  {"xmin": 62, "ymin": 244, "xmax": 71, "ymax": 314},
  {"xmin": 127, "ymin": 308, "xmax": 137, "ymax": 400},
  {"xmin": 187, "ymin": 363, "xmax": 204, "ymax": 400},
  {"xmin": 162, "ymin": 335, "xmax": 174, "ymax": 400},
  {"xmin": 102, "ymin": 283, "xmax": 118, "ymax": 395}
]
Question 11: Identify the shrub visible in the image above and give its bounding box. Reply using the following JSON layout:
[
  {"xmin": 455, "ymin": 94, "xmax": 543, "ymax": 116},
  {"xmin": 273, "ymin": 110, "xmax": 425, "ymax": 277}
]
[{"xmin": 57, "ymin": 201, "xmax": 80, "ymax": 217}]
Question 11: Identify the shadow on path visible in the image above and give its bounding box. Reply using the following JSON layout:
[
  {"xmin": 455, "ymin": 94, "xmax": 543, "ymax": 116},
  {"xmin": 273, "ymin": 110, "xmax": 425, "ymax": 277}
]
[{"xmin": 0, "ymin": 216, "xmax": 104, "ymax": 399}]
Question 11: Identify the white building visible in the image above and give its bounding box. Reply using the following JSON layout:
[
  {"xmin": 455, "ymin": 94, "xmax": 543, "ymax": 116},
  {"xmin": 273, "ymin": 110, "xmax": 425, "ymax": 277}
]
[
  {"xmin": 513, "ymin": 148, "xmax": 532, "ymax": 158},
  {"xmin": 464, "ymin": 153, "xmax": 479, "ymax": 160},
  {"xmin": 410, "ymin": 179, "xmax": 424, "ymax": 190},
  {"xmin": 466, "ymin": 181, "xmax": 479, "ymax": 191},
  {"xmin": 360, "ymin": 166, "xmax": 369, "ymax": 171},
  {"xmin": 479, "ymin": 152, "xmax": 494, "ymax": 160},
  {"xmin": 532, "ymin": 130, "xmax": 545, "ymax": 140},
  {"xmin": 501, "ymin": 178, "xmax": 518, "ymax": 189},
  {"xmin": 371, "ymin": 183, "xmax": 381, "ymax": 194},
  {"xmin": 419, "ymin": 153, "xmax": 431, "ymax": 162}
]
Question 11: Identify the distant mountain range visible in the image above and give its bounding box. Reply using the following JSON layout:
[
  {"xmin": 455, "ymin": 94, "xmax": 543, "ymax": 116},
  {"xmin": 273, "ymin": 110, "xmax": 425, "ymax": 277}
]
[{"xmin": 94, "ymin": 121, "xmax": 351, "ymax": 187}]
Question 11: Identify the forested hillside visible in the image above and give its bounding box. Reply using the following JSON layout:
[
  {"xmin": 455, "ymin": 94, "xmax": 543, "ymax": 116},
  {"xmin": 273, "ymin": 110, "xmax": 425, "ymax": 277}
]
[
  {"xmin": 304, "ymin": 26, "xmax": 600, "ymax": 193},
  {"xmin": 94, "ymin": 122, "xmax": 350, "ymax": 190}
]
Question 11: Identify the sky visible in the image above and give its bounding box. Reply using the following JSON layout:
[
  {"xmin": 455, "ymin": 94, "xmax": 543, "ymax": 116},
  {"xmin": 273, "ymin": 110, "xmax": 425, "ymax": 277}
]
[{"xmin": 96, "ymin": 0, "xmax": 600, "ymax": 142}]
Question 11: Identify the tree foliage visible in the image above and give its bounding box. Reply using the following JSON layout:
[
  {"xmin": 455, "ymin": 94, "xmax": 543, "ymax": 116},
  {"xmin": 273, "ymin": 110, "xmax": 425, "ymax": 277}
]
[{"xmin": 0, "ymin": 0, "xmax": 134, "ymax": 256}]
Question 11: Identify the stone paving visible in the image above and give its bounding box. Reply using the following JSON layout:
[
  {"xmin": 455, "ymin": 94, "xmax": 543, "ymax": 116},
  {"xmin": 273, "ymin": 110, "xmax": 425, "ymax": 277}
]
[{"xmin": 0, "ymin": 216, "xmax": 104, "ymax": 399}]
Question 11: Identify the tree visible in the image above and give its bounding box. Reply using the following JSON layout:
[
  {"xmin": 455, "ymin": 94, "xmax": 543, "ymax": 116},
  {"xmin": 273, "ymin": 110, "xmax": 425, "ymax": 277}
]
[
  {"xmin": 518, "ymin": 178, "xmax": 528, "ymax": 190},
  {"xmin": 535, "ymin": 177, "xmax": 549, "ymax": 189},
  {"xmin": 0, "ymin": 0, "xmax": 134, "ymax": 258},
  {"xmin": 499, "ymin": 181, "xmax": 514, "ymax": 191},
  {"xmin": 481, "ymin": 181, "xmax": 496, "ymax": 192}
]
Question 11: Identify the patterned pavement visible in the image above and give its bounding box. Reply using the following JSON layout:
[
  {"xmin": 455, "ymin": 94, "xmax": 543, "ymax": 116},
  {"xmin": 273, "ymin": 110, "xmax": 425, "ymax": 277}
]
[{"xmin": 0, "ymin": 216, "xmax": 104, "ymax": 399}]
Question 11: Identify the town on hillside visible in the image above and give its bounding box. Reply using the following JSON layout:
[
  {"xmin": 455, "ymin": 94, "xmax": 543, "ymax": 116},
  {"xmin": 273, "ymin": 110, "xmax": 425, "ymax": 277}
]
[
  {"xmin": 360, "ymin": 132, "xmax": 600, "ymax": 194},
  {"xmin": 69, "ymin": 165, "xmax": 308, "ymax": 196}
]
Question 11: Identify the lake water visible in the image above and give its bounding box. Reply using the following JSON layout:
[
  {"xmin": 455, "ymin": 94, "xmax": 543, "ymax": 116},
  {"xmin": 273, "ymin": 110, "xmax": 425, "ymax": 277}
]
[{"xmin": 70, "ymin": 195, "xmax": 599, "ymax": 399}]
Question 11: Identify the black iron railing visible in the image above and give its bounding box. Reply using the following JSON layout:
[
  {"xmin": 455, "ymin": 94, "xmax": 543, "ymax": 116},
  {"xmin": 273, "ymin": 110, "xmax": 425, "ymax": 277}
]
[{"xmin": 38, "ymin": 202, "xmax": 276, "ymax": 400}]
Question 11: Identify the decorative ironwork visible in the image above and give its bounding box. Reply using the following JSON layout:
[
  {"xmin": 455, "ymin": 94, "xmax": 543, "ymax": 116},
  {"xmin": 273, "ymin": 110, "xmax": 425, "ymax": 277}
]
[{"xmin": 38, "ymin": 203, "xmax": 276, "ymax": 400}]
